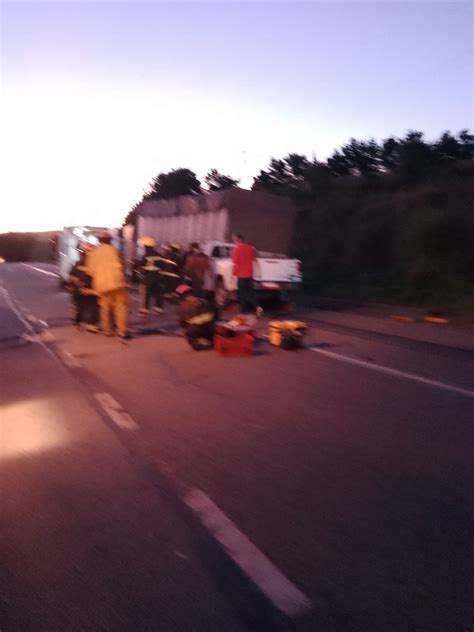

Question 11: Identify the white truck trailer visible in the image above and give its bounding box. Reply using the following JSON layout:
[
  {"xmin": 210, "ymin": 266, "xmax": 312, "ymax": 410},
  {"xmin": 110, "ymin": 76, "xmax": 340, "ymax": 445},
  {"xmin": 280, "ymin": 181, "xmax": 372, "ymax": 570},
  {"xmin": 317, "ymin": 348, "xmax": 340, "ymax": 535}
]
[{"xmin": 134, "ymin": 188, "xmax": 302, "ymax": 304}]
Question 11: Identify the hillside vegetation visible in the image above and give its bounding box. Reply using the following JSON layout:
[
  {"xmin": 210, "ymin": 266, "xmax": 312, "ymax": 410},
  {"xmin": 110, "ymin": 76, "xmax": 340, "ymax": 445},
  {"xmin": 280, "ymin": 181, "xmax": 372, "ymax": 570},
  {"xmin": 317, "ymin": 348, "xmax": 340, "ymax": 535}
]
[
  {"xmin": 0, "ymin": 232, "xmax": 58, "ymax": 262},
  {"xmin": 293, "ymin": 162, "xmax": 474, "ymax": 310},
  {"xmin": 251, "ymin": 131, "xmax": 474, "ymax": 311}
]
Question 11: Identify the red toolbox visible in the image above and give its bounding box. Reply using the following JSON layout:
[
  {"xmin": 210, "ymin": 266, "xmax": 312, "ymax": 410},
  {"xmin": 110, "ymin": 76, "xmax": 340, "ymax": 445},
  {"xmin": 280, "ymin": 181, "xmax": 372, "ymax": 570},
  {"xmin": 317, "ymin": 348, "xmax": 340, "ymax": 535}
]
[{"xmin": 214, "ymin": 324, "xmax": 255, "ymax": 357}]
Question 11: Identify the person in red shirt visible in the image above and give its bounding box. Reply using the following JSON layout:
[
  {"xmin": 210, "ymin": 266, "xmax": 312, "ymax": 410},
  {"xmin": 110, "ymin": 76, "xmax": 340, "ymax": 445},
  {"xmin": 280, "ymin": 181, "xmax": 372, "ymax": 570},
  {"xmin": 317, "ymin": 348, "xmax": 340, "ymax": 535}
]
[{"xmin": 231, "ymin": 234, "xmax": 263, "ymax": 316}]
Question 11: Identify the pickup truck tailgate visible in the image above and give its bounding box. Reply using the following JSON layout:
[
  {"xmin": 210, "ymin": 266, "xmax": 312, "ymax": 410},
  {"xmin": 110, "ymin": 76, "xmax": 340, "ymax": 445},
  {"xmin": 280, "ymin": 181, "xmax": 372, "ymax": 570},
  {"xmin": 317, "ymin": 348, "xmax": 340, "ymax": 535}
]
[{"xmin": 255, "ymin": 258, "xmax": 302, "ymax": 285}]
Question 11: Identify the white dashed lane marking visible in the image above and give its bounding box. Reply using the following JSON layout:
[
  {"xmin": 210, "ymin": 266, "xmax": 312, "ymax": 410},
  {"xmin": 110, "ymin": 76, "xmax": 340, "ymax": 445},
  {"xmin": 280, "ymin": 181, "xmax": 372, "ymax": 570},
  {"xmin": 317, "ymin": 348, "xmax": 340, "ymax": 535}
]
[
  {"xmin": 94, "ymin": 392, "xmax": 139, "ymax": 431},
  {"xmin": 309, "ymin": 347, "xmax": 474, "ymax": 398},
  {"xmin": 58, "ymin": 349, "xmax": 82, "ymax": 368},
  {"xmin": 184, "ymin": 488, "xmax": 311, "ymax": 618}
]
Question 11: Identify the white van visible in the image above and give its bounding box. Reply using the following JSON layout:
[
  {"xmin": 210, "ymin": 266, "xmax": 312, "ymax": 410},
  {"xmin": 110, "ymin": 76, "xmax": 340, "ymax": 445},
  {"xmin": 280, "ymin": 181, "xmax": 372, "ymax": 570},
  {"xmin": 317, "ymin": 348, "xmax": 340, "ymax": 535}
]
[{"xmin": 57, "ymin": 226, "xmax": 119, "ymax": 284}]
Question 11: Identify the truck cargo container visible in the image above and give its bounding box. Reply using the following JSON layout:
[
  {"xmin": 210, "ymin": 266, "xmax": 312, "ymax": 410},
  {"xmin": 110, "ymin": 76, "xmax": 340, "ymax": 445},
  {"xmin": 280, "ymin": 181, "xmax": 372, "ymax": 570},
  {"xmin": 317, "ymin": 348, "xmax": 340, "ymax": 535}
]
[{"xmin": 134, "ymin": 188, "xmax": 302, "ymax": 304}]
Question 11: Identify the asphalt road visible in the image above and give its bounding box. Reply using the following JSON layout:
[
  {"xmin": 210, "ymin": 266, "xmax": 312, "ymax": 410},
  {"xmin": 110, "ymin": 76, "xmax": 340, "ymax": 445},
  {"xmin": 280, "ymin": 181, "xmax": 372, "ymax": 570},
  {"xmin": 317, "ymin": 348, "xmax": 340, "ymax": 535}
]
[{"xmin": 1, "ymin": 262, "xmax": 473, "ymax": 632}]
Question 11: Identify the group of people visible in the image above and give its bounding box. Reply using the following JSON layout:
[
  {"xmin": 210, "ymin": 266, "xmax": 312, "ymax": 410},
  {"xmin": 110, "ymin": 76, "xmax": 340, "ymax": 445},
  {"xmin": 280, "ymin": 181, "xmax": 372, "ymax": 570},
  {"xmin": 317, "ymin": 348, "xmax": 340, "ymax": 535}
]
[
  {"xmin": 136, "ymin": 239, "xmax": 211, "ymax": 316},
  {"xmin": 69, "ymin": 232, "xmax": 262, "ymax": 348}
]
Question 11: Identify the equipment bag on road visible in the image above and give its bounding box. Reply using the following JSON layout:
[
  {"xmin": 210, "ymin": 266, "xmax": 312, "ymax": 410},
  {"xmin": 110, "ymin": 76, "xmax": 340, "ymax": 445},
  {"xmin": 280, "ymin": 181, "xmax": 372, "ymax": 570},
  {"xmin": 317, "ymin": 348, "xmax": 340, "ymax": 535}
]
[{"xmin": 269, "ymin": 321, "xmax": 307, "ymax": 349}]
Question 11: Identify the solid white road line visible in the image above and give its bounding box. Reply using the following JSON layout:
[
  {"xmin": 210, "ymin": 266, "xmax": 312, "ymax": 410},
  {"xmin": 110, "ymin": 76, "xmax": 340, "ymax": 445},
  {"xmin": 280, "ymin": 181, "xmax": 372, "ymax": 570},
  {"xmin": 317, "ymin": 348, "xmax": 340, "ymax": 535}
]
[
  {"xmin": 22, "ymin": 312, "xmax": 48, "ymax": 329},
  {"xmin": 22, "ymin": 263, "xmax": 59, "ymax": 277},
  {"xmin": 0, "ymin": 285, "xmax": 35, "ymax": 335},
  {"xmin": 310, "ymin": 347, "xmax": 474, "ymax": 399},
  {"xmin": 0, "ymin": 283, "xmax": 55, "ymax": 356},
  {"xmin": 184, "ymin": 489, "xmax": 311, "ymax": 619},
  {"xmin": 94, "ymin": 392, "xmax": 139, "ymax": 431}
]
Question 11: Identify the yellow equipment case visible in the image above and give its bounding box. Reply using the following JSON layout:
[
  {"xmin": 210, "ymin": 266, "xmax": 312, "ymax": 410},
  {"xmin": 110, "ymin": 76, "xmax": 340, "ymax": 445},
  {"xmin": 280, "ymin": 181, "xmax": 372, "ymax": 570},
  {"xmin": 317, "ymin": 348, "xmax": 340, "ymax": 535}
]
[{"xmin": 268, "ymin": 321, "xmax": 307, "ymax": 349}]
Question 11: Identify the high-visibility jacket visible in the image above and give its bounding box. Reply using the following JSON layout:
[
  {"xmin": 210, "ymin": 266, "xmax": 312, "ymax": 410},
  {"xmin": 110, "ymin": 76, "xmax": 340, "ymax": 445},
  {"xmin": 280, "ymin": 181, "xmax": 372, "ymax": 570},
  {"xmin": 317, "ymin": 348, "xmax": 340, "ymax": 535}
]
[
  {"xmin": 138, "ymin": 249, "xmax": 164, "ymax": 286},
  {"xmin": 87, "ymin": 244, "xmax": 126, "ymax": 294}
]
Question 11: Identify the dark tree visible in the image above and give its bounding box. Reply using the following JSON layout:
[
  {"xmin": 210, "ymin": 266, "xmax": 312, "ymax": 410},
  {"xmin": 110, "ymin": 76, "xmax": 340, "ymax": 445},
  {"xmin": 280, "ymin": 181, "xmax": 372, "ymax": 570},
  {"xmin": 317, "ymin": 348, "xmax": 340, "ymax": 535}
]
[
  {"xmin": 252, "ymin": 158, "xmax": 288, "ymax": 194},
  {"xmin": 146, "ymin": 168, "xmax": 201, "ymax": 200},
  {"xmin": 302, "ymin": 161, "xmax": 332, "ymax": 195},
  {"xmin": 397, "ymin": 131, "xmax": 433, "ymax": 178},
  {"xmin": 458, "ymin": 129, "xmax": 474, "ymax": 160},
  {"xmin": 326, "ymin": 149, "xmax": 351, "ymax": 177},
  {"xmin": 434, "ymin": 132, "xmax": 461, "ymax": 162},
  {"xmin": 380, "ymin": 137, "xmax": 400, "ymax": 171},
  {"xmin": 285, "ymin": 153, "xmax": 312, "ymax": 179},
  {"xmin": 252, "ymin": 154, "xmax": 311, "ymax": 195},
  {"xmin": 205, "ymin": 169, "xmax": 239, "ymax": 191},
  {"xmin": 339, "ymin": 138, "xmax": 381, "ymax": 176}
]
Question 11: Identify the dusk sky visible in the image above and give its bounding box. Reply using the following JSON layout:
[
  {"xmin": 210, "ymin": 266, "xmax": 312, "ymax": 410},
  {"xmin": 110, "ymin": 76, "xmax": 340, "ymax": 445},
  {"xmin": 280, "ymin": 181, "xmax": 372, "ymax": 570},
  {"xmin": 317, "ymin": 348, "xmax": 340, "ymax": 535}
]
[{"xmin": 1, "ymin": 1, "xmax": 472, "ymax": 232}]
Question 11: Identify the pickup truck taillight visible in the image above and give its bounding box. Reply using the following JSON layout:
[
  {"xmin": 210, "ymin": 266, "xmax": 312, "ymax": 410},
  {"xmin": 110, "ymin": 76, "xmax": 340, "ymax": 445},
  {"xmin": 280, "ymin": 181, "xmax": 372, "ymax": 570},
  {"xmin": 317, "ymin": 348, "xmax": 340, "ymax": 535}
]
[{"xmin": 296, "ymin": 260, "xmax": 302, "ymax": 275}]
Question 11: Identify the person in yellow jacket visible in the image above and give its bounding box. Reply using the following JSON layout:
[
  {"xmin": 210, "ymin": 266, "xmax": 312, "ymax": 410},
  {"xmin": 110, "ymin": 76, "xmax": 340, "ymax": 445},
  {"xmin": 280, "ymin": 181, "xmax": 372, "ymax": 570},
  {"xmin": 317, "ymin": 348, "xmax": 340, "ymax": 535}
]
[{"xmin": 87, "ymin": 231, "xmax": 130, "ymax": 339}]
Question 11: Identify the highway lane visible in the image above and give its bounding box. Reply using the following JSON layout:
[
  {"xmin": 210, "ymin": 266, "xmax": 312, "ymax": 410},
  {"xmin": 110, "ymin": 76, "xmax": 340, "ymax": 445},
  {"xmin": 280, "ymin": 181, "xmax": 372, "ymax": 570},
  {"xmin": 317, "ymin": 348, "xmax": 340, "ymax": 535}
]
[
  {"xmin": 0, "ymin": 270, "xmax": 245, "ymax": 632},
  {"xmin": 2, "ymin": 263, "xmax": 473, "ymax": 632}
]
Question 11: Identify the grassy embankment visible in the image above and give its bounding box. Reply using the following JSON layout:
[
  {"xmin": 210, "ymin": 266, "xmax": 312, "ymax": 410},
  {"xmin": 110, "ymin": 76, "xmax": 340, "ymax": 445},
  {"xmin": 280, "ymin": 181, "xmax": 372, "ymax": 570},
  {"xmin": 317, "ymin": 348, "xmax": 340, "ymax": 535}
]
[
  {"xmin": 294, "ymin": 163, "xmax": 474, "ymax": 314},
  {"xmin": 0, "ymin": 231, "xmax": 58, "ymax": 263}
]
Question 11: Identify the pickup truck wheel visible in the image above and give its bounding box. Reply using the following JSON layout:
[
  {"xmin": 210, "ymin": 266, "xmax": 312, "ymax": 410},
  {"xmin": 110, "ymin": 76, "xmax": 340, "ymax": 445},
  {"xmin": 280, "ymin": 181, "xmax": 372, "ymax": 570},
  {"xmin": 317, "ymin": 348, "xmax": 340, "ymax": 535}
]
[{"xmin": 215, "ymin": 279, "xmax": 229, "ymax": 309}]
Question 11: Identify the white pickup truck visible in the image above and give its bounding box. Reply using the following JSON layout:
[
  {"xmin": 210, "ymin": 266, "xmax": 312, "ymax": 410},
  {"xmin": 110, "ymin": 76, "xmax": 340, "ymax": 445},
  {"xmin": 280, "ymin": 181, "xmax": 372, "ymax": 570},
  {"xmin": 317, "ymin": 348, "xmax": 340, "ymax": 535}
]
[{"xmin": 201, "ymin": 242, "xmax": 302, "ymax": 307}]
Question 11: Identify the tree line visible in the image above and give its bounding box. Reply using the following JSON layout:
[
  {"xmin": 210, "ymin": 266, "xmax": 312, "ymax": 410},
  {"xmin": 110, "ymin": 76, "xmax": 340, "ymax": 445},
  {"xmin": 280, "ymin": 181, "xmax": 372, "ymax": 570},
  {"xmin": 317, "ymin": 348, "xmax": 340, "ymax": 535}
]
[
  {"xmin": 124, "ymin": 129, "xmax": 473, "ymax": 223},
  {"xmin": 123, "ymin": 130, "xmax": 473, "ymax": 309}
]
